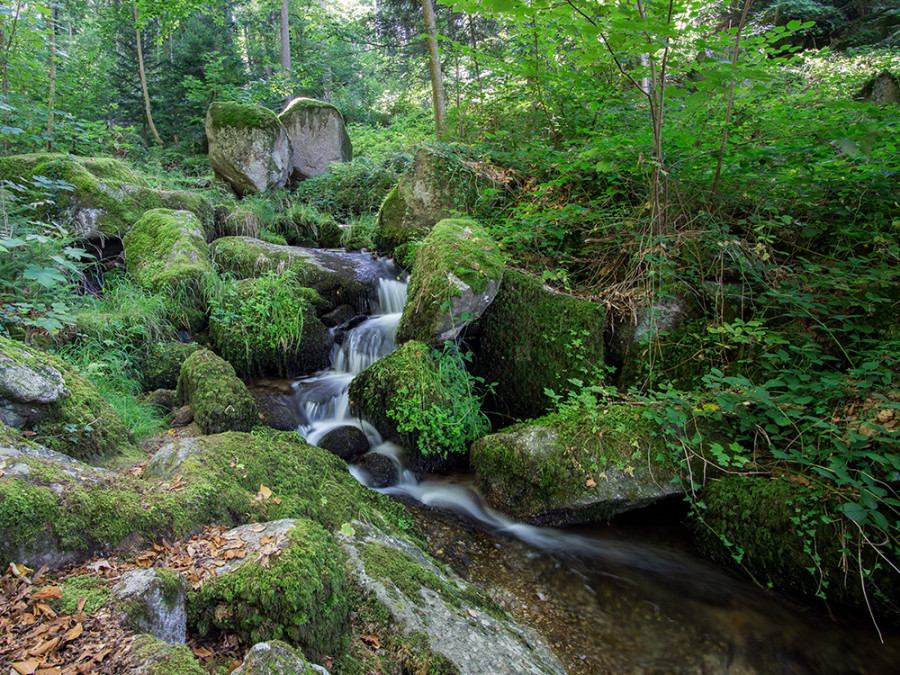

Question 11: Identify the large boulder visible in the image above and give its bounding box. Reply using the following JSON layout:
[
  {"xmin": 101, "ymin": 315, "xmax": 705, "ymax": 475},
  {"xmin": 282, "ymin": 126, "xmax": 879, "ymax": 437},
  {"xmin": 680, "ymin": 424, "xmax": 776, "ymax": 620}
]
[
  {"xmin": 111, "ymin": 568, "xmax": 187, "ymax": 644},
  {"xmin": 191, "ymin": 518, "xmax": 348, "ymax": 661},
  {"xmin": 856, "ymin": 70, "xmax": 900, "ymax": 104},
  {"xmin": 0, "ymin": 336, "xmax": 137, "ymax": 461},
  {"xmin": 395, "ymin": 219, "xmax": 504, "ymax": 346},
  {"xmin": 206, "ymin": 101, "xmax": 292, "ymax": 196},
  {"xmin": 470, "ymin": 405, "xmax": 680, "ymax": 526},
  {"xmin": 278, "ymin": 97, "xmax": 352, "ymax": 181},
  {"xmin": 175, "ymin": 350, "xmax": 258, "ymax": 434},
  {"xmin": 341, "ymin": 521, "xmax": 565, "ymax": 675},
  {"xmin": 469, "ymin": 270, "xmax": 607, "ymax": 421},
  {"xmin": 0, "ymin": 153, "xmax": 212, "ymax": 237},
  {"xmin": 232, "ymin": 641, "xmax": 328, "ymax": 675},
  {"xmin": 376, "ymin": 148, "xmax": 497, "ymax": 255}
]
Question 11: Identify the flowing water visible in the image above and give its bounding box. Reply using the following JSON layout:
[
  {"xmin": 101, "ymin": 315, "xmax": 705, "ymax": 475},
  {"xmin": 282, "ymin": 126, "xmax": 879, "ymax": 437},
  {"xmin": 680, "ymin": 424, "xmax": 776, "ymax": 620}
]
[{"xmin": 284, "ymin": 253, "xmax": 899, "ymax": 674}]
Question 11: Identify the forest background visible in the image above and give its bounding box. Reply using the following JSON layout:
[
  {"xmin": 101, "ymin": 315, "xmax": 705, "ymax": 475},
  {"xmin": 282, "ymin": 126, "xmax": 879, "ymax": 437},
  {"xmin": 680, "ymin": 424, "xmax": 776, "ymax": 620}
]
[{"xmin": 1, "ymin": 0, "xmax": 899, "ymax": 628}]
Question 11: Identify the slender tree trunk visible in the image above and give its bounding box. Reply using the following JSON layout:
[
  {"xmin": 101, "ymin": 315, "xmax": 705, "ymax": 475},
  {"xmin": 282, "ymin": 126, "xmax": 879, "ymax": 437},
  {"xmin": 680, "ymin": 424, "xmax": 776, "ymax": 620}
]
[
  {"xmin": 422, "ymin": 0, "xmax": 446, "ymax": 139},
  {"xmin": 467, "ymin": 14, "xmax": 482, "ymax": 103},
  {"xmin": 133, "ymin": 1, "xmax": 163, "ymax": 146},
  {"xmin": 280, "ymin": 0, "xmax": 291, "ymax": 105},
  {"xmin": 46, "ymin": 2, "xmax": 56, "ymax": 151},
  {"xmin": 1, "ymin": 1, "xmax": 22, "ymax": 153}
]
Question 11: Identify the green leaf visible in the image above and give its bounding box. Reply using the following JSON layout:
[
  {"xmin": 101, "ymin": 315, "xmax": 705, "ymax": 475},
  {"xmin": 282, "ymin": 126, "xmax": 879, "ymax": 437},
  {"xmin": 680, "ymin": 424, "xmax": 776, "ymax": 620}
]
[
  {"xmin": 838, "ymin": 502, "xmax": 868, "ymax": 524},
  {"xmin": 22, "ymin": 265, "xmax": 67, "ymax": 288}
]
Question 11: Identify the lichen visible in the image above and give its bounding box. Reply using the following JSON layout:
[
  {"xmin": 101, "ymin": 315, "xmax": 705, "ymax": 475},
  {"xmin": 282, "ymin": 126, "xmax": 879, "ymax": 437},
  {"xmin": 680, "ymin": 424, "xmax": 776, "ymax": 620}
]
[{"xmin": 175, "ymin": 350, "xmax": 258, "ymax": 434}]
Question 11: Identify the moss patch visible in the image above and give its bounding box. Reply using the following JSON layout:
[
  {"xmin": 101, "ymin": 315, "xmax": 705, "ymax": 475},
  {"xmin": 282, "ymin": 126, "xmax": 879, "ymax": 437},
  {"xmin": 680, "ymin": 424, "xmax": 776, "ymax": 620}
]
[
  {"xmin": 51, "ymin": 574, "xmax": 111, "ymax": 615},
  {"xmin": 210, "ymin": 236, "xmax": 322, "ymax": 281},
  {"xmin": 139, "ymin": 341, "xmax": 203, "ymax": 391},
  {"xmin": 175, "ymin": 350, "xmax": 258, "ymax": 434},
  {"xmin": 207, "ymin": 101, "xmax": 281, "ymax": 132},
  {"xmin": 127, "ymin": 634, "xmax": 205, "ymax": 675}
]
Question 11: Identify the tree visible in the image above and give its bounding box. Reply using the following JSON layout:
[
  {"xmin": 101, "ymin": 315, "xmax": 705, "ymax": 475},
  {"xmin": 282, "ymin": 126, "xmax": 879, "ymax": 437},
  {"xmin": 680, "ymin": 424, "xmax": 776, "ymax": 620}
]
[{"xmin": 422, "ymin": 0, "xmax": 445, "ymax": 138}]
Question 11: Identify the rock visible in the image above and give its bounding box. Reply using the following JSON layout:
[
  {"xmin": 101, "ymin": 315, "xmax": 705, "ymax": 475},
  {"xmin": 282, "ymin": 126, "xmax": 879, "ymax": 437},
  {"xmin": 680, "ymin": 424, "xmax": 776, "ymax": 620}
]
[
  {"xmin": 856, "ymin": 70, "xmax": 900, "ymax": 104},
  {"xmin": 376, "ymin": 147, "xmax": 497, "ymax": 255},
  {"xmin": 111, "ymin": 569, "xmax": 187, "ymax": 644},
  {"xmin": 139, "ymin": 342, "xmax": 203, "ymax": 391},
  {"xmin": 341, "ymin": 521, "xmax": 565, "ymax": 675},
  {"xmin": 144, "ymin": 389, "xmax": 177, "ymax": 414},
  {"xmin": 232, "ymin": 641, "xmax": 329, "ymax": 675},
  {"xmin": 320, "ymin": 304, "xmax": 357, "ymax": 328},
  {"xmin": 396, "ymin": 218, "xmax": 503, "ymax": 346},
  {"xmin": 250, "ymin": 388, "xmax": 303, "ymax": 431},
  {"xmin": 207, "ymin": 275, "xmax": 331, "ymax": 378},
  {"xmin": 470, "ymin": 406, "xmax": 680, "ymax": 526},
  {"xmin": 175, "ymin": 350, "xmax": 258, "ymax": 434},
  {"xmin": 352, "ymin": 452, "xmax": 399, "ymax": 488},
  {"xmin": 125, "ymin": 634, "xmax": 205, "ymax": 675},
  {"xmin": 278, "ymin": 97, "xmax": 352, "ymax": 181},
  {"xmin": 192, "ymin": 519, "xmax": 348, "ymax": 660},
  {"xmin": 206, "ymin": 101, "xmax": 291, "ymax": 196},
  {"xmin": 317, "ymin": 425, "xmax": 370, "ymax": 463},
  {"xmin": 0, "ymin": 336, "xmax": 137, "ymax": 461},
  {"xmin": 170, "ymin": 405, "xmax": 194, "ymax": 427},
  {"xmin": 123, "ymin": 209, "xmax": 214, "ymax": 333},
  {"xmin": 0, "ymin": 153, "xmax": 212, "ymax": 237},
  {"xmin": 469, "ymin": 270, "xmax": 606, "ymax": 421}
]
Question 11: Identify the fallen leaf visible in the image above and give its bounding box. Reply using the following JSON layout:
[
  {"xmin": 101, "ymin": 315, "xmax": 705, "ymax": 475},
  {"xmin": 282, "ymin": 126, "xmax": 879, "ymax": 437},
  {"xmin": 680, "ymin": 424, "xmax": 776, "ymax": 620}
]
[
  {"xmin": 585, "ymin": 478, "xmax": 597, "ymax": 488},
  {"xmin": 63, "ymin": 622, "xmax": 83, "ymax": 642},
  {"xmin": 76, "ymin": 597, "xmax": 87, "ymax": 613},
  {"xmin": 34, "ymin": 602, "xmax": 57, "ymax": 618},
  {"xmin": 247, "ymin": 524, "xmax": 266, "ymax": 533},
  {"xmin": 258, "ymin": 484, "xmax": 272, "ymax": 500},
  {"xmin": 361, "ymin": 633, "xmax": 381, "ymax": 649},
  {"xmin": 86, "ymin": 560, "xmax": 111, "ymax": 573},
  {"xmin": 11, "ymin": 659, "xmax": 41, "ymax": 675},
  {"xmin": 9, "ymin": 562, "xmax": 33, "ymax": 579},
  {"xmin": 32, "ymin": 586, "xmax": 63, "ymax": 600},
  {"xmin": 271, "ymin": 496, "xmax": 281, "ymax": 505},
  {"xmin": 29, "ymin": 636, "xmax": 60, "ymax": 656},
  {"xmin": 36, "ymin": 668, "xmax": 62, "ymax": 675}
]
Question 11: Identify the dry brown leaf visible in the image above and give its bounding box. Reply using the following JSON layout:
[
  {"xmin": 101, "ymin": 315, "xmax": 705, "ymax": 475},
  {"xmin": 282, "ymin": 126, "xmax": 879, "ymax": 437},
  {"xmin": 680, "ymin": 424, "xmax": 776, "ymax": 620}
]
[
  {"xmin": 11, "ymin": 658, "xmax": 41, "ymax": 675},
  {"xmin": 360, "ymin": 634, "xmax": 381, "ymax": 649},
  {"xmin": 75, "ymin": 598, "xmax": 86, "ymax": 613},
  {"xmin": 259, "ymin": 536, "xmax": 274, "ymax": 545},
  {"xmin": 85, "ymin": 560, "xmax": 111, "ymax": 574},
  {"xmin": 32, "ymin": 587, "xmax": 63, "ymax": 600},
  {"xmin": 34, "ymin": 603, "xmax": 57, "ymax": 619},
  {"xmin": 585, "ymin": 478, "xmax": 597, "ymax": 488},
  {"xmin": 29, "ymin": 636, "xmax": 60, "ymax": 656},
  {"xmin": 192, "ymin": 646, "xmax": 214, "ymax": 658},
  {"xmin": 63, "ymin": 622, "xmax": 83, "ymax": 643},
  {"xmin": 36, "ymin": 668, "xmax": 62, "ymax": 675}
]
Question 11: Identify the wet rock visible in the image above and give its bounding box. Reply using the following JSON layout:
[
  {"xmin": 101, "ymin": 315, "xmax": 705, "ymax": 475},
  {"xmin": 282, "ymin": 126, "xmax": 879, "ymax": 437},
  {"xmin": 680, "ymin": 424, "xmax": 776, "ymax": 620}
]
[
  {"xmin": 126, "ymin": 634, "xmax": 204, "ymax": 674},
  {"xmin": 250, "ymin": 389, "xmax": 302, "ymax": 431},
  {"xmin": 352, "ymin": 452, "xmax": 399, "ymax": 488},
  {"xmin": 470, "ymin": 406, "xmax": 681, "ymax": 526},
  {"xmin": 170, "ymin": 405, "xmax": 194, "ymax": 428},
  {"xmin": 396, "ymin": 219, "xmax": 503, "ymax": 346},
  {"xmin": 111, "ymin": 569, "xmax": 187, "ymax": 644},
  {"xmin": 278, "ymin": 97, "xmax": 352, "ymax": 181},
  {"xmin": 341, "ymin": 521, "xmax": 564, "ymax": 675},
  {"xmin": 320, "ymin": 304, "xmax": 357, "ymax": 328},
  {"xmin": 175, "ymin": 350, "xmax": 258, "ymax": 434},
  {"xmin": 318, "ymin": 425, "xmax": 370, "ymax": 463},
  {"xmin": 232, "ymin": 641, "xmax": 329, "ymax": 675}
]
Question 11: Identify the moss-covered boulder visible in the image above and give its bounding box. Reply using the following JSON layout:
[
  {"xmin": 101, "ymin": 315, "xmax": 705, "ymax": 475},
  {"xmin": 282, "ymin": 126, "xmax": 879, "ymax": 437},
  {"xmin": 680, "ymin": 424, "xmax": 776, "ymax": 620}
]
[
  {"xmin": 191, "ymin": 518, "xmax": 348, "ymax": 660},
  {"xmin": 0, "ymin": 336, "xmax": 137, "ymax": 461},
  {"xmin": 123, "ymin": 209, "xmax": 214, "ymax": 333},
  {"xmin": 139, "ymin": 341, "xmax": 203, "ymax": 391},
  {"xmin": 396, "ymin": 219, "xmax": 504, "ymax": 346},
  {"xmin": 376, "ymin": 148, "xmax": 495, "ymax": 255},
  {"xmin": 206, "ymin": 101, "xmax": 292, "ymax": 196},
  {"xmin": 471, "ymin": 405, "xmax": 679, "ymax": 525},
  {"xmin": 348, "ymin": 341, "xmax": 489, "ymax": 474},
  {"xmin": 210, "ymin": 237, "xmax": 375, "ymax": 311},
  {"xmin": 175, "ymin": 350, "xmax": 258, "ymax": 434},
  {"xmin": 0, "ymin": 153, "xmax": 212, "ymax": 237},
  {"xmin": 233, "ymin": 641, "xmax": 328, "ymax": 675},
  {"xmin": 694, "ymin": 475, "xmax": 899, "ymax": 615},
  {"xmin": 341, "ymin": 521, "xmax": 564, "ymax": 675},
  {"xmin": 208, "ymin": 273, "xmax": 331, "ymax": 378},
  {"xmin": 126, "ymin": 634, "xmax": 206, "ymax": 675},
  {"xmin": 470, "ymin": 270, "xmax": 606, "ymax": 421},
  {"xmin": 278, "ymin": 97, "xmax": 352, "ymax": 181}
]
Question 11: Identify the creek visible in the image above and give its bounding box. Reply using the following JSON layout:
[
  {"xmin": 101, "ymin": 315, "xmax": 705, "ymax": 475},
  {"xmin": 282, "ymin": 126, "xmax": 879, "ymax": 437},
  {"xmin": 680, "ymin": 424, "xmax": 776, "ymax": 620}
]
[{"xmin": 281, "ymin": 252, "xmax": 899, "ymax": 674}]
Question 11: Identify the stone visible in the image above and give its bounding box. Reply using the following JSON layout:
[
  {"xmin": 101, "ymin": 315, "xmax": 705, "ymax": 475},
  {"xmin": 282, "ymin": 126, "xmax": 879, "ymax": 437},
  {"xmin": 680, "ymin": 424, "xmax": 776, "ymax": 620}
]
[
  {"xmin": 470, "ymin": 405, "xmax": 681, "ymax": 526},
  {"xmin": 206, "ymin": 101, "xmax": 292, "ymax": 196},
  {"xmin": 278, "ymin": 97, "xmax": 352, "ymax": 181},
  {"xmin": 352, "ymin": 452, "xmax": 399, "ymax": 489},
  {"xmin": 170, "ymin": 405, "xmax": 194, "ymax": 427},
  {"xmin": 395, "ymin": 219, "xmax": 504, "ymax": 346},
  {"xmin": 232, "ymin": 641, "xmax": 329, "ymax": 675},
  {"xmin": 856, "ymin": 70, "xmax": 900, "ymax": 104},
  {"xmin": 111, "ymin": 569, "xmax": 187, "ymax": 644},
  {"xmin": 318, "ymin": 425, "xmax": 370, "ymax": 463},
  {"xmin": 139, "ymin": 342, "xmax": 203, "ymax": 391},
  {"xmin": 126, "ymin": 634, "xmax": 205, "ymax": 675},
  {"xmin": 250, "ymin": 388, "xmax": 303, "ymax": 432},
  {"xmin": 175, "ymin": 350, "xmax": 258, "ymax": 434},
  {"xmin": 341, "ymin": 521, "xmax": 565, "ymax": 675}
]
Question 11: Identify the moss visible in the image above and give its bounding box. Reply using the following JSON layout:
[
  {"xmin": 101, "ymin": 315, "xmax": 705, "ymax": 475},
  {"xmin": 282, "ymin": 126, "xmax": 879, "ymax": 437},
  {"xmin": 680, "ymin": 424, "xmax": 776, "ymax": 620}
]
[
  {"xmin": 208, "ymin": 274, "xmax": 330, "ymax": 378},
  {"xmin": 175, "ymin": 350, "xmax": 258, "ymax": 434},
  {"xmin": 472, "ymin": 270, "xmax": 607, "ymax": 421},
  {"xmin": 360, "ymin": 541, "xmax": 453, "ymax": 605},
  {"xmin": 139, "ymin": 341, "xmax": 203, "ymax": 391},
  {"xmin": 128, "ymin": 634, "xmax": 205, "ymax": 675},
  {"xmin": 192, "ymin": 519, "xmax": 348, "ymax": 660},
  {"xmin": 155, "ymin": 567, "xmax": 185, "ymax": 609},
  {"xmin": 210, "ymin": 236, "xmax": 322, "ymax": 282},
  {"xmin": 396, "ymin": 219, "xmax": 504, "ymax": 345},
  {"xmin": 50, "ymin": 574, "xmax": 110, "ymax": 615},
  {"xmin": 207, "ymin": 101, "xmax": 281, "ymax": 132}
]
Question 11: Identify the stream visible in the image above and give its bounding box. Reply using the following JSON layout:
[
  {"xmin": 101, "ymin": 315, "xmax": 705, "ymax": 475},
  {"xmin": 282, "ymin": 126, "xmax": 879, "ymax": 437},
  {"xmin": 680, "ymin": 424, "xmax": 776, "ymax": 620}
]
[{"xmin": 281, "ymin": 252, "xmax": 899, "ymax": 674}]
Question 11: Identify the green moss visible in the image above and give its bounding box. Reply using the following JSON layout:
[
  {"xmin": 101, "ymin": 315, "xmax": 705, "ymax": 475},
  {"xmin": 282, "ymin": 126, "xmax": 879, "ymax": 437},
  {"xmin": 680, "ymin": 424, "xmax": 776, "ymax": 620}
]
[
  {"xmin": 51, "ymin": 574, "xmax": 110, "ymax": 615},
  {"xmin": 360, "ymin": 541, "xmax": 454, "ymax": 605},
  {"xmin": 210, "ymin": 236, "xmax": 322, "ymax": 281},
  {"xmin": 396, "ymin": 219, "xmax": 504, "ymax": 345},
  {"xmin": 208, "ymin": 101, "xmax": 281, "ymax": 131},
  {"xmin": 192, "ymin": 519, "xmax": 348, "ymax": 660},
  {"xmin": 208, "ymin": 274, "xmax": 330, "ymax": 378},
  {"xmin": 128, "ymin": 634, "xmax": 205, "ymax": 675},
  {"xmin": 472, "ymin": 270, "xmax": 607, "ymax": 421},
  {"xmin": 140, "ymin": 341, "xmax": 203, "ymax": 391},
  {"xmin": 175, "ymin": 350, "xmax": 258, "ymax": 434}
]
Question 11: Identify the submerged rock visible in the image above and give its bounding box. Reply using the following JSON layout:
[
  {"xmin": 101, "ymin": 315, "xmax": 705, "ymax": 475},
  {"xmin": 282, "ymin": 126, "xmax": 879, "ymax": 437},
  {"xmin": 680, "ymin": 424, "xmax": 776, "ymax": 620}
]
[
  {"xmin": 352, "ymin": 452, "xmax": 399, "ymax": 488},
  {"xmin": 471, "ymin": 405, "xmax": 680, "ymax": 526},
  {"xmin": 396, "ymin": 218, "xmax": 504, "ymax": 346},
  {"xmin": 341, "ymin": 521, "xmax": 565, "ymax": 675},
  {"xmin": 278, "ymin": 97, "xmax": 352, "ymax": 181},
  {"xmin": 176, "ymin": 350, "xmax": 258, "ymax": 434},
  {"xmin": 112, "ymin": 568, "xmax": 187, "ymax": 644},
  {"xmin": 206, "ymin": 101, "xmax": 292, "ymax": 196}
]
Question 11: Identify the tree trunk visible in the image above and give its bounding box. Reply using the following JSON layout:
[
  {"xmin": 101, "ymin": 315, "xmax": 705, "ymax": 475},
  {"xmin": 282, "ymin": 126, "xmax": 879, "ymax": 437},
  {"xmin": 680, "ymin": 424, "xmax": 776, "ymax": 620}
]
[
  {"xmin": 422, "ymin": 0, "xmax": 445, "ymax": 139},
  {"xmin": 46, "ymin": 2, "xmax": 56, "ymax": 151},
  {"xmin": 280, "ymin": 0, "xmax": 291, "ymax": 105},
  {"xmin": 133, "ymin": 1, "xmax": 163, "ymax": 146}
]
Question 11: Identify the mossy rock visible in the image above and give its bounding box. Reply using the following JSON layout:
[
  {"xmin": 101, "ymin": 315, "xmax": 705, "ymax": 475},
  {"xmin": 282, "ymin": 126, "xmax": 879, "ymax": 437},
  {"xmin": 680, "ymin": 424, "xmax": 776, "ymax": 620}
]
[
  {"xmin": 470, "ymin": 270, "xmax": 606, "ymax": 421},
  {"xmin": 206, "ymin": 101, "xmax": 291, "ymax": 196},
  {"xmin": 139, "ymin": 341, "xmax": 203, "ymax": 391},
  {"xmin": 176, "ymin": 350, "xmax": 258, "ymax": 434},
  {"xmin": 471, "ymin": 405, "xmax": 678, "ymax": 525},
  {"xmin": 126, "ymin": 634, "xmax": 206, "ymax": 675},
  {"xmin": 192, "ymin": 518, "xmax": 348, "ymax": 660},
  {"xmin": 396, "ymin": 219, "xmax": 504, "ymax": 346},
  {"xmin": 693, "ymin": 475, "xmax": 898, "ymax": 615},
  {"xmin": 208, "ymin": 274, "xmax": 331, "ymax": 378},
  {"xmin": 232, "ymin": 641, "xmax": 326, "ymax": 675},
  {"xmin": 0, "ymin": 153, "xmax": 212, "ymax": 237},
  {"xmin": 278, "ymin": 97, "xmax": 352, "ymax": 181},
  {"xmin": 123, "ymin": 209, "xmax": 214, "ymax": 333},
  {"xmin": 375, "ymin": 148, "xmax": 494, "ymax": 255},
  {"xmin": 0, "ymin": 336, "xmax": 137, "ymax": 461}
]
